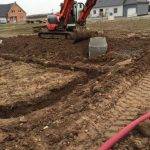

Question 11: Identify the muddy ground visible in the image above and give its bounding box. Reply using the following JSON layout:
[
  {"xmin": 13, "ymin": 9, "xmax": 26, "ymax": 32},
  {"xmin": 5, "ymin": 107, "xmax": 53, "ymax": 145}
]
[{"xmin": 0, "ymin": 25, "xmax": 150, "ymax": 149}]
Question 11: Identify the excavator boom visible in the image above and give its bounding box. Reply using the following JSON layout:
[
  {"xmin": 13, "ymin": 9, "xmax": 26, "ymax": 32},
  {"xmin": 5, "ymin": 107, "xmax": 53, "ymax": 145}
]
[
  {"xmin": 78, "ymin": 0, "xmax": 97, "ymax": 25},
  {"xmin": 59, "ymin": 0, "xmax": 74, "ymax": 27},
  {"xmin": 47, "ymin": 0, "xmax": 98, "ymax": 30}
]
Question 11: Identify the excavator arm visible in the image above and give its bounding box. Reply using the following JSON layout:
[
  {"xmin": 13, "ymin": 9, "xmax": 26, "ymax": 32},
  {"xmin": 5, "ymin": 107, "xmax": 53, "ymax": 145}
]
[
  {"xmin": 46, "ymin": 0, "xmax": 98, "ymax": 30},
  {"xmin": 78, "ymin": 0, "xmax": 97, "ymax": 25},
  {"xmin": 59, "ymin": 0, "xmax": 74, "ymax": 27},
  {"xmin": 60, "ymin": 0, "xmax": 98, "ymax": 27}
]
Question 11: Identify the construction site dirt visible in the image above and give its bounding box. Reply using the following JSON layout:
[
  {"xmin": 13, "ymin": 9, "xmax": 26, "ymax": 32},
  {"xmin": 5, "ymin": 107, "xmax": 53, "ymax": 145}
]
[{"xmin": 0, "ymin": 30, "xmax": 150, "ymax": 149}]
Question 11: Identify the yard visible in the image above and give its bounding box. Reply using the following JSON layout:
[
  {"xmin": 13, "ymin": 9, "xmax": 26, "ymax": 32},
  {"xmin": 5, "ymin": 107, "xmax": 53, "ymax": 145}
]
[
  {"xmin": 0, "ymin": 23, "xmax": 39, "ymax": 37},
  {"xmin": 0, "ymin": 18, "xmax": 150, "ymax": 149}
]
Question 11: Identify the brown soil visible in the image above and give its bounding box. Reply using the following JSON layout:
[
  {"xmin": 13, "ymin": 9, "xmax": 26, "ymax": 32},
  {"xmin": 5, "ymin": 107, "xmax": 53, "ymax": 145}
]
[
  {"xmin": 0, "ymin": 35, "xmax": 149, "ymax": 64},
  {"xmin": 0, "ymin": 33, "xmax": 149, "ymax": 150},
  {"xmin": 0, "ymin": 60, "xmax": 81, "ymax": 106},
  {"xmin": 0, "ymin": 59, "xmax": 85, "ymax": 119}
]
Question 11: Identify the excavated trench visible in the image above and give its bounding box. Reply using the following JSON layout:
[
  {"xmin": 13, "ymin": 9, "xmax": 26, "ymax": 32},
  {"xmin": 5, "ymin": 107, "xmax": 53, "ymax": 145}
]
[
  {"xmin": 0, "ymin": 56, "xmax": 106, "ymax": 119},
  {"xmin": 0, "ymin": 72, "xmax": 87, "ymax": 119},
  {"xmin": 0, "ymin": 66, "xmax": 107, "ymax": 119}
]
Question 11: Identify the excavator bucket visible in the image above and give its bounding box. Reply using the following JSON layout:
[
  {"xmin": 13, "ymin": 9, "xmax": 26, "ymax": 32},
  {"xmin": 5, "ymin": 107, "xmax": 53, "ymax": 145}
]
[{"xmin": 70, "ymin": 30, "xmax": 98, "ymax": 43}]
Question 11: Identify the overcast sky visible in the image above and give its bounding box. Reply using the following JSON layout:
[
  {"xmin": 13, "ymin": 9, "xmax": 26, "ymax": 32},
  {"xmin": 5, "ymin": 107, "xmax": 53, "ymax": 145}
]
[{"xmin": 0, "ymin": 0, "xmax": 86, "ymax": 15}]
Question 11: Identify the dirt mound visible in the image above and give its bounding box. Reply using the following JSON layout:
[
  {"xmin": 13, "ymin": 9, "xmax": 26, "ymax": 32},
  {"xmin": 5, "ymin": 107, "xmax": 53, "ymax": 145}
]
[
  {"xmin": 0, "ymin": 35, "xmax": 89, "ymax": 63},
  {"xmin": 0, "ymin": 35, "xmax": 149, "ymax": 65}
]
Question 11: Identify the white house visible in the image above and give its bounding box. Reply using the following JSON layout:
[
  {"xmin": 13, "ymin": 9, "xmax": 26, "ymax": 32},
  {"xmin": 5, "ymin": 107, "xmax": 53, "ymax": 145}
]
[
  {"xmin": 148, "ymin": 0, "xmax": 150, "ymax": 12},
  {"xmin": 123, "ymin": 0, "xmax": 149, "ymax": 17},
  {"xmin": 91, "ymin": 0, "xmax": 149, "ymax": 18},
  {"xmin": 91, "ymin": 0, "xmax": 124, "ymax": 18}
]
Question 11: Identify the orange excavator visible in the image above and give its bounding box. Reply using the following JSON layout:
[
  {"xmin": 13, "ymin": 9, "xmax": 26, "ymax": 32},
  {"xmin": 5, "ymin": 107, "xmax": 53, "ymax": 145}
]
[{"xmin": 38, "ymin": 0, "xmax": 98, "ymax": 41}]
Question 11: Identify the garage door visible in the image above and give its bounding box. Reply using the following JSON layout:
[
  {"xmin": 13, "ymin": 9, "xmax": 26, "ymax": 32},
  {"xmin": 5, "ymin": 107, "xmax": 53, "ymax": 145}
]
[{"xmin": 127, "ymin": 8, "xmax": 137, "ymax": 17}]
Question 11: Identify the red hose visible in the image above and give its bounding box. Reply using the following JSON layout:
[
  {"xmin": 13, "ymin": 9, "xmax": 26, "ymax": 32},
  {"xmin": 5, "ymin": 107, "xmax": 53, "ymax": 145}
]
[{"xmin": 98, "ymin": 112, "xmax": 150, "ymax": 150}]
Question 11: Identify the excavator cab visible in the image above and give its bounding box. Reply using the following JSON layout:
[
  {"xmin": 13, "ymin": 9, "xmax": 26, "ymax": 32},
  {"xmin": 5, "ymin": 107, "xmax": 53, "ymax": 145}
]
[
  {"xmin": 47, "ymin": 15, "xmax": 59, "ymax": 31},
  {"xmin": 66, "ymin": 2, "xmax": 84, "ymax": 31},
  {"xmin": 46, "ymin": 2, "xmax": 84, "ymax": 32}
]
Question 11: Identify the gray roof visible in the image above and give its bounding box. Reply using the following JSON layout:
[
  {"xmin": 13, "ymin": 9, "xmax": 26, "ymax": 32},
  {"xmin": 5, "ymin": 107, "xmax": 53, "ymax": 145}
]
[
  {"xmin": 124, "ymin": 0, "xmax": 149, "ymax": 5},
  {"xmin": 94, "ymin": 0, "xmax": 124, "ymax": 8},
  {"xmin": 0, "ymin": 3, "xmax": 13, "ymax": 17},
  {"xmin": 94, "ymin": 0, "xmax": 149, "ymax": 8}
]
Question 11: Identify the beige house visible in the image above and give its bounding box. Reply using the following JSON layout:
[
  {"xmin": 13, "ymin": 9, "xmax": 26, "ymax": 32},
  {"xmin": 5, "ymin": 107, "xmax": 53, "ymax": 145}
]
[{"xmin": 0, "ymin": 2, "xmax": 26, "ymax": 23}]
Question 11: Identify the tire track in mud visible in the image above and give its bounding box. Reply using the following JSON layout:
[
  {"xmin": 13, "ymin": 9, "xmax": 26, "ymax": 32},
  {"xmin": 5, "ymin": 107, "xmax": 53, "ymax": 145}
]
[
  {"xmin": 59, "ymin": 71, "xmax": 149, "ymax": 150},
  {"xmin": 63, "ymin": 72, "xmax": 150, "ymax": 150},
  {"xmin": 41, "ymin": 70, "xmax": 148, "ymax": 150},
  {"xmin": 91, "ymin": 72, "xmax": 150, "ymax": 148},
  {"xmin": 2, "ymin": 72, "xmax": 149, "ymax": 150}
]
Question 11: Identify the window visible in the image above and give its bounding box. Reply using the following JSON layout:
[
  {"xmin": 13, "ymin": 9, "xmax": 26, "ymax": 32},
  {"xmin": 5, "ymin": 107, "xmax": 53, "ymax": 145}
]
[
  {"xmin": 18, "ymin": 10, "xmax": 22, "ymax": 12},
  {"xmin": 93, "ymin": 10, "xmax": 96, "ymax": 14},
  {"xmin": 99, "ymin": 9, "xmax": 103, "ymax": 16},
  {"xmin": 79, "ymin": 3, "xmax": 83, "ymax": 8},
  {"xmin": 11, "ymin": 10, "xmax": 15, "ymax": 13},
  {"xmin": 100, "ymin": 9, "xmax": 103, "ymax": 12},
  {"xmin": 114, "ymin": 8, "xmax": 118, "ymax": 13}
]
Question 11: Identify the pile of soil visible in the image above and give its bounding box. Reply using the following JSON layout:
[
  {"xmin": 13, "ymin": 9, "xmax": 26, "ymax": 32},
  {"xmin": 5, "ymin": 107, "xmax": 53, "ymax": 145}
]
[
  {"xmin": 0, "ymin": 36, "xmax": 89, "ymax": 63},
  {"xmin": 0, "ymin": 35, "xmax": 149, "ymax": 66}
]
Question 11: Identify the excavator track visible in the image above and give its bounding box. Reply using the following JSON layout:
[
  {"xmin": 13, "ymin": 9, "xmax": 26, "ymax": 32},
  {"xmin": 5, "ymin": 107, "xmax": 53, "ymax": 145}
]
[{"xmin": 38, "ymin": 31, "xmax": 70, "ymax": 39}]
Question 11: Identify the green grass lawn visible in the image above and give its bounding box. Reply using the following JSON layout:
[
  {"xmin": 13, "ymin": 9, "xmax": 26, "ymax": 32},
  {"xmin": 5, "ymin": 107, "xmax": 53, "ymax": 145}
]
[
  {"xmin": 0, "ymin": 23, "xmax": 40, "ymax": 37},
  {"xmin": 87, "ymin": 18, "xmax": 150, "ymax": 33},
  {"xmin": 0, "ymin": 17, "xmax": 150, "ymax": 38}
]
